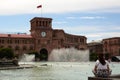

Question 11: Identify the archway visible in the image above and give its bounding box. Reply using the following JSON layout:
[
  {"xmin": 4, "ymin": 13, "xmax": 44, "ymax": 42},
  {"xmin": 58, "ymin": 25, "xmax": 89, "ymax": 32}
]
[{"xmin": 40, "ymin": 48, "xmax": 48, "ymax": 61}]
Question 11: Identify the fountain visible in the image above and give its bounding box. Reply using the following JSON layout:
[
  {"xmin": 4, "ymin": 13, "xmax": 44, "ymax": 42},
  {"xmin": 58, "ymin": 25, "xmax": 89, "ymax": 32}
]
[
  {"xmin": 0, "ymin": 57, "xmax": 19, "ymax": 67},
  {"xmin": 48, "ymin": 47, "xmax": 89, "ymax": 62},
  {"xmin": 0, "ymin": 49, "xmax": 120, "ymax": 80},
  {"xmin": 19, "ymin": 54, "xmax": 35, "ymax": 62}
]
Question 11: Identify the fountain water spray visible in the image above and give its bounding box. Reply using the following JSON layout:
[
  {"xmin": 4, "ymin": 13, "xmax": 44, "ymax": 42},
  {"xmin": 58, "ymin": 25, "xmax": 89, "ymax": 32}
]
[
  {"xmin": 19, "ymin": 54, "xmax": 35, "ymax": 62},
  {"xmin": 48, "ymin": 47, "xmax": 89, "ymax": 62}
]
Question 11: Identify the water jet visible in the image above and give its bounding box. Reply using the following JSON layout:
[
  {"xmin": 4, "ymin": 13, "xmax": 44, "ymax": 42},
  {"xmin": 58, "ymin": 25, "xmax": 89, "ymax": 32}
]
[{"xmin": 48, "ymin": 47, "xmax": 89, "ymax": 62}]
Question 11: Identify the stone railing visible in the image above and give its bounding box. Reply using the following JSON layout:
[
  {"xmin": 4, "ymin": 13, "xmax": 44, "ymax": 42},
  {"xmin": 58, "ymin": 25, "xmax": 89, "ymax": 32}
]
[
  {"xmin": 88, "ymin": 75, "xmax": 120, "ymax": 80},
  {"xmin": 0, "ymin": 59, "xmax": 19, "ymax": 67}
]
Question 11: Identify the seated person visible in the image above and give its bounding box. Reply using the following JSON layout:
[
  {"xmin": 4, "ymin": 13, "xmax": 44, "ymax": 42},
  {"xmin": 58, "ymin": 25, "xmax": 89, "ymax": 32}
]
[{"xmin": 92, "ymin": 53, "xmax": 112, "ymax": 78}]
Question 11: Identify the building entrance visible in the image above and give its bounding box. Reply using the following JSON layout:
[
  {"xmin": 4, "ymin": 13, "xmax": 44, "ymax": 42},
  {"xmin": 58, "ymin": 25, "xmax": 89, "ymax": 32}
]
[{"xmin": 40, "ymin": 48, "xmax": 48, "ymax": 61}]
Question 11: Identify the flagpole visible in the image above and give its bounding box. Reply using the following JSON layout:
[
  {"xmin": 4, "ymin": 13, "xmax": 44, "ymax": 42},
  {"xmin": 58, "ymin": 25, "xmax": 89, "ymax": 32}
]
[
  {"xmin": 37, "ymin": 5, "xmax": 42, "ymax": 17},
  {"xmin": 41, "ymin": 6, "xmax": 42, "ymax": 17}
]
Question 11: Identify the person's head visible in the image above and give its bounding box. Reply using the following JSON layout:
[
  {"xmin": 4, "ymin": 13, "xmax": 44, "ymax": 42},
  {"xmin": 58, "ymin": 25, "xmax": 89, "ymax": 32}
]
[{"xmin": 98, "ymin": 53, "xmax": 106, "ymax": 65}]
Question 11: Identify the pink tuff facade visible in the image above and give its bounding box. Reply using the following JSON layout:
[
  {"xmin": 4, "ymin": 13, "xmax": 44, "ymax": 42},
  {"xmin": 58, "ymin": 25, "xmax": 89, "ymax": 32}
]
[
  {"xmin": 102, "ymin": 37, "xmax": 120, "ymax": 57},
  {"xmin": 0, "ymin": 17, "xmax": 87, "ymax": 60}
]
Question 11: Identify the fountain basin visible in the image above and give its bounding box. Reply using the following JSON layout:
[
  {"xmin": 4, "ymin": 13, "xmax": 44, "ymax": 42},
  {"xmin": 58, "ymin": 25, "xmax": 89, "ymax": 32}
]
[
  {"xmin": 0, "ymin": 59, "xmax": 19, "ymax": 67},
  {"xmin": 0, "ymin": 62, "xmax": 120, "ymax": 80},
  {"xmin": 0, "ymin": 64, "xmax": 34, "ymax": 70},
  {"xmin": 88, "ymin": 75, "xmax": 120, "ymax": 80}
]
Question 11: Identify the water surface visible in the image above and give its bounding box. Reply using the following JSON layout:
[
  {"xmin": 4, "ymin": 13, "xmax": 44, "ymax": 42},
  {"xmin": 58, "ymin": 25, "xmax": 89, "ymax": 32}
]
[{"xmin": 0, "ymin": 62, "xmax": 119, "ymax": 80}]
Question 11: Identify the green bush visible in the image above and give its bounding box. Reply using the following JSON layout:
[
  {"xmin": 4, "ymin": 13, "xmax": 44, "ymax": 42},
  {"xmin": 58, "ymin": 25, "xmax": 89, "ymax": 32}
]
[
  {"xmin": 27, "ymin": 51, "xmax": 38, "ymax": 55},
  {"xmin": 89, "ymin": 52, "xmax": 98, "ymax": 61},
  {"xmin": 0, "ymin": 48, "xmax": 14, "ymax": 59}
]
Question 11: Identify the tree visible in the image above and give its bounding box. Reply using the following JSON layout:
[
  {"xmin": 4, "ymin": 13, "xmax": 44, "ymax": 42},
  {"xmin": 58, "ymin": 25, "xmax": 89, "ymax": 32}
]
[
  {"xmin": 0, "ymin": 48, "xmax": 14, "ymax": 59},
  {"xmin": 89, "ymin": 52, "xmax": 98, "ymax": 61}
]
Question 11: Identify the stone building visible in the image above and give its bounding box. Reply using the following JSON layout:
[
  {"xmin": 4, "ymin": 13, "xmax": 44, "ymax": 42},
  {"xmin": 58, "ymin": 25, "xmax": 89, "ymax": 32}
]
[
  {"xmin": 87, "ymin": 41, "xmax": 103, "ymax": 54},
  {"xmin": 0, "ymin": 17, "xmax": 87, "ymax": 61},
  {"xmin": 102, "ymin": 37, "xmax": 120, "ymax": 57},
  {"xmin": 88, "ymin": 37, "xmax": 120, "ymax": 60}
]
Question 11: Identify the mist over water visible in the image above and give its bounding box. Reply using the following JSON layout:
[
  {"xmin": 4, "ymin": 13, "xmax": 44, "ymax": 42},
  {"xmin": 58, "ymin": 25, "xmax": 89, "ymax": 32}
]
[
  {"xmin": 19, "ymin": 48, "xmax": 89, "ymax": 62},
  {"xmin": 19, "ymin": 54, "xmax": 35, "ymax": 62},
  {"xmin": 48, "ymin": 47, "xmax": 89, "ymax": 62}
]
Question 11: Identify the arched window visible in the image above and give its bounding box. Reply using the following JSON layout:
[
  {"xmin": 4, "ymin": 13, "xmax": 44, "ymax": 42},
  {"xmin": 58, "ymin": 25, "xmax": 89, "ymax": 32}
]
[
  {"xmin": 15, "ymin": 46, "xmax": 20, "ymax": 50},
  {"xmin": 2, "ymin": 40, "xmax": 4, "ymax": 44},
  {"xmin": 23, "ymin": 46, "xmax": 27, "ymax": 51},
  {"xmin": 119, "ymin": 49, "xmax": 120, "ymax": 55},
  {"xmin": 0, "ymin": 45, "xmax": 4, "ymax": 48},
  {"xmin": 7, "ymin": 39, "xmax": 12, "ymax": 44},
  {"xmin": 104, "ymin": 41, "xmax": 107, "ymax": 48},
  {"xmin": 36, "ymin": 21, "xmax": 38, "ymax": 26},
  {"xmin": 38, "ymin": 40, "xmax": 40, "ymax": 44},
  {"xmin": 22, "ymin": 39, "xmax": 27, "ymax": 44},
  {"xmin": 8, "ymin": 45, "xmax": 12, "ymax": 49},
  {"xmin": 15, "ymin": 39, "xmax": 19, "ymax": 44},
  {"xmin": 29, "ymin": 45, "xmax": 34, "ymax": 50}
]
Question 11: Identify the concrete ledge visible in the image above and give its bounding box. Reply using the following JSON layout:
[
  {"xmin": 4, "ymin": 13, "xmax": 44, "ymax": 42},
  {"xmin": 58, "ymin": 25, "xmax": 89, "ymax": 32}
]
[
  {"xmin": 0, "ymin": 59, "xmax": 19, "ymax": 66},
  {"xmin": 88, "ymin": 74, "xmax": 120, "ymax": 80},
  {"xmin": 88, "ymin": 77, "xmax": 112, "ymax": 80},
  {"xmin": 110, "ymin": 74, "xmax": 120, "ymax": 78},
  {"xmin": 88, "ymin": 75, "xmax": 120, "ymax": 80},
  {"xmin": 0, "ymin": 64, "xmax": 34, "ymax": 70}
]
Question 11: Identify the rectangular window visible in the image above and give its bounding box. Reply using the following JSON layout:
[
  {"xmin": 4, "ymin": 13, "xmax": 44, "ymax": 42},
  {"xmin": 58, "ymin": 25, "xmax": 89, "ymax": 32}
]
[
  {"xmin": 15, "ymin": 39, "xmax": 19, "ymax": 44},
  {"xmin": 2, "ymin": 40, "xmax": 4, "ymax": 44}
]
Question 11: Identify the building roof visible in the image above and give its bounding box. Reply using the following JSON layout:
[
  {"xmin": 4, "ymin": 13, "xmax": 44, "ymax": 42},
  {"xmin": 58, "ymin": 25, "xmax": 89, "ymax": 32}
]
[
  {"xmin": 0, "ymin": 33, "xmax": 32, "ymax": 38},
  {"xmin": 103, "ymin": 37, "xmax": 120, "ymax": 40},
  {"xmin": 87, "ymin": 40, "xmax": 102, "ymax": 46},
  {"xmin": 30, "ymin": 17, "xmax": 52, "ymax": 22}
]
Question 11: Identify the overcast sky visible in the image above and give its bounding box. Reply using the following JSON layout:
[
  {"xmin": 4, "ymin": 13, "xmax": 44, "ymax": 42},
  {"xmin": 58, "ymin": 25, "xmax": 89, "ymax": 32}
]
[{"xmin": 0, "ymin": 0, "xmax": 120, "ymax": 42}]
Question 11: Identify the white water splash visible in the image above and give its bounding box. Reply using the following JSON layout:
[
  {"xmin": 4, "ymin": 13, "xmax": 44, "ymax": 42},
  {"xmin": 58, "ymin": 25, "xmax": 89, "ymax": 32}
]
[
  {"xmin": 20, "ymin": 54, "xmax": 35, "ymax": 62},
  {"xmin": 48, "ymin": 47, "xmax": 89, "ymax": 62}
]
